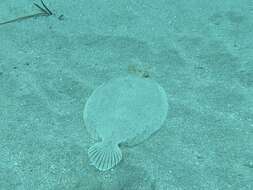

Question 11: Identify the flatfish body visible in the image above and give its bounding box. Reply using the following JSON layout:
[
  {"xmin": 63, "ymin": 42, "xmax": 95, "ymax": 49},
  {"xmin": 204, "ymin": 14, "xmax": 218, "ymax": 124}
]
[{"xmin": 83, "ymin": 75, "xmax": 168, "ymax": 171}]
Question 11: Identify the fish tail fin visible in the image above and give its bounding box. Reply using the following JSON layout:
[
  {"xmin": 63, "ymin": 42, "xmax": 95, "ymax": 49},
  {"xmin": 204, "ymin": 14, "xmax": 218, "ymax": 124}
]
[{"xmin": 88, "ymin": 141, "xmax": 122, "ymax": 171}]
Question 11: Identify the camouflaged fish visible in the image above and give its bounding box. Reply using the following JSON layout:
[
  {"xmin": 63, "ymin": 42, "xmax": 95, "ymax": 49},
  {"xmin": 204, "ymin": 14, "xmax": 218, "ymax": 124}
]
[{"xmin": 83, "ymin": 75, "xmax": 168, "ymax": 171}]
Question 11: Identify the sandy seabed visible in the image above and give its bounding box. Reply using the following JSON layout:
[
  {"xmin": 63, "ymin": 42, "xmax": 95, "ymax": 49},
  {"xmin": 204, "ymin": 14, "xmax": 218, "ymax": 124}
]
[{"xmin": 0, "ymin": 0, "xmax": 253, "ymax": 189}]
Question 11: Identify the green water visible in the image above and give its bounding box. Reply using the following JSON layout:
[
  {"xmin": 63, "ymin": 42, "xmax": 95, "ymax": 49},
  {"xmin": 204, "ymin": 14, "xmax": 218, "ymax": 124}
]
[{"xmin": 0, "ymin": 0, "xmax": 252, "ymax": 189}]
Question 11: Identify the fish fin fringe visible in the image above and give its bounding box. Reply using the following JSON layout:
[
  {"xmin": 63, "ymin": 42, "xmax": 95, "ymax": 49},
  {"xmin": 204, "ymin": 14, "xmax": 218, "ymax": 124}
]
[{"xmin": 88, "ymin": 141, "xmax": 122, "ymax": 171}]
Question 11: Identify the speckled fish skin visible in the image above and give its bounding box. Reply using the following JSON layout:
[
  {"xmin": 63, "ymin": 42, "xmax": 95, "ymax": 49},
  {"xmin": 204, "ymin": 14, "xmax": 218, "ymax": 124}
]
[{"xmin": 83, "ymin": 75, "xmax": 168, "ymax": 171}]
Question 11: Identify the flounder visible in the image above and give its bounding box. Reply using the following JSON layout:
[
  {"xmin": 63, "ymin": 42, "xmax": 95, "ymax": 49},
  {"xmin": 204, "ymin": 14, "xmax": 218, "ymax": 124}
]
[{"xmin": 83, "ymin": 75, "xmax": 168, "ymax": 171}]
